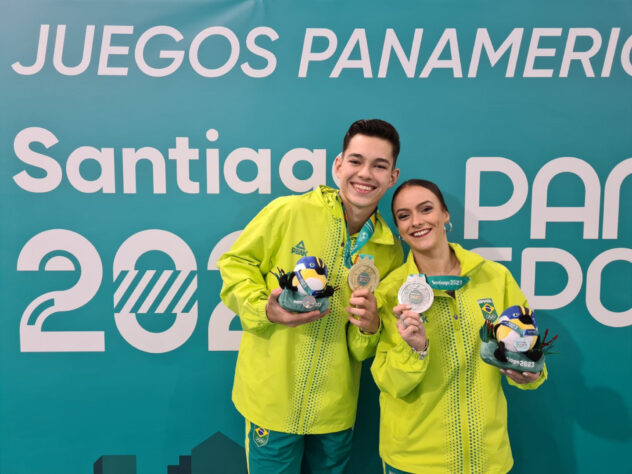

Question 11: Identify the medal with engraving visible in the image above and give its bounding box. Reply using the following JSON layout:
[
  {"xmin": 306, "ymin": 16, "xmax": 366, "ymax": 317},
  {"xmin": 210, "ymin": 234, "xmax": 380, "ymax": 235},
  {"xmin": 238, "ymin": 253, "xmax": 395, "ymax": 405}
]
[
  {"xmin": 398, "ymin": 274, "xmax": 434, "ymax": 313},
  {"xmin": 348, "ymin": 254, "xmax": 380, "ymax": 292},
  {"xmin": 301, "ymin": 294, "xmax": 317, "ymax": 310}
]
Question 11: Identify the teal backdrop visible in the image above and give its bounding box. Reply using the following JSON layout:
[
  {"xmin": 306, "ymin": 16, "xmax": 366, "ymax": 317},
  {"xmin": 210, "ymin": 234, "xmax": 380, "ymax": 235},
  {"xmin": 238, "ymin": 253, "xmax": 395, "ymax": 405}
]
[{"xmin": 1, "ymin": 0, "xmax": 631, "ymax": 473}]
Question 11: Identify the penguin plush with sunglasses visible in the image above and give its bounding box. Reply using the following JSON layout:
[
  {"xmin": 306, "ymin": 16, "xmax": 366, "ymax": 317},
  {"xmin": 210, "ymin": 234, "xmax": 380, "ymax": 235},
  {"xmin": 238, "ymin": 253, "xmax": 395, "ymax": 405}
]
[{"xmin": 274, "ymin": 256, "xmax": 337, "ymax": 313}]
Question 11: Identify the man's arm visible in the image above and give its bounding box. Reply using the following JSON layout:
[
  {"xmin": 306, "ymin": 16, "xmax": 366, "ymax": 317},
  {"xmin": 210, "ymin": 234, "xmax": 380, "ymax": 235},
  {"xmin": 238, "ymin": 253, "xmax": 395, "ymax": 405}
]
[
  {"xmin": 217, "ymin": 200, "xmax": 282, "ymax": 333},
  {"xmin": 217, "ymin": 198, "xmax": 327, "ymax": 332}
]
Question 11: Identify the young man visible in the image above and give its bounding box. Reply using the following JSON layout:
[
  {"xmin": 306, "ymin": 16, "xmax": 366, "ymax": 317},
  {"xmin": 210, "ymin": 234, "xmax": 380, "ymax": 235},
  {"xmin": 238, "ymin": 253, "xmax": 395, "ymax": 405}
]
[{"xmin": 217, "ymin": 119, "xmax": 403, "ymax": 473}]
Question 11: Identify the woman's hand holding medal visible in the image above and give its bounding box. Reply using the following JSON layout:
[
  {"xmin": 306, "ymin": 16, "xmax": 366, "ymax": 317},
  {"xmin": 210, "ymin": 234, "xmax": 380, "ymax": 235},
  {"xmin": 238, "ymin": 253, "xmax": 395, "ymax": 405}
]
[{"xmin": 394, "ymin": 304, "xmax": 427, "ymax": 352}]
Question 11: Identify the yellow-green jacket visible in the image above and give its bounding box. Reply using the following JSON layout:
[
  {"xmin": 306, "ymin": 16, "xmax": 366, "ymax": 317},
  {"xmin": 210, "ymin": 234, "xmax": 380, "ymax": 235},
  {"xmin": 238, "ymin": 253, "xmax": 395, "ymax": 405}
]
[
  {"xmin": 372, "ymin": 244, "xmax": 547, "ymax": 473},
  {"xmin": 217, "ymin": 185, "xmax": 403, "ymax": 434}
]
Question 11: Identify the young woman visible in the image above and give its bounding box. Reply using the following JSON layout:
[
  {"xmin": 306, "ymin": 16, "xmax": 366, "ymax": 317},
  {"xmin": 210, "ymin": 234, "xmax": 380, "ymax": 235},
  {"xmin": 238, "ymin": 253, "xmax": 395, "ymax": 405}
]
[{"xmin": 371, "ymin": 179, "xmax": 547, "ymax": 474}]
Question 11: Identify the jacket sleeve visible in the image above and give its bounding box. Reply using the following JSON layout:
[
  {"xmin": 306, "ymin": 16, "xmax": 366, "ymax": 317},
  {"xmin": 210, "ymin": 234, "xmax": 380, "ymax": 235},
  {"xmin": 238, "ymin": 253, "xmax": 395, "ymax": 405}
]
[
  {"xmin": 370, "ymin": 278, "xmax": 429, "ymax": 398},
  {"xmin": 217, "ymin": 198, "xmax": 287, "ymax": 334},
  {"xmin": 502, "ymin": 267, "xmax": 549, "ymax": 390},
  {"xmin": 371, "ymin": 330, "xmax": 429, "ymax": 399},
  {"xmin": 347, "ymin": 323, "xmax": 382, "ymax": 362},
  {"xmin": 347, "ymin": 247, "xmax": 404, "ymax": 362}
]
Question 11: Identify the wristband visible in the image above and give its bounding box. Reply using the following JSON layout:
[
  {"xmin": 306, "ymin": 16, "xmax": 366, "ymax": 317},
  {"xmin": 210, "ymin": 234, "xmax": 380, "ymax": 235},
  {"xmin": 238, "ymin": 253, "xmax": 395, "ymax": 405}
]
[{"xmin": 412, "ymin": 338, "xmax": 429, "ymax": 360}]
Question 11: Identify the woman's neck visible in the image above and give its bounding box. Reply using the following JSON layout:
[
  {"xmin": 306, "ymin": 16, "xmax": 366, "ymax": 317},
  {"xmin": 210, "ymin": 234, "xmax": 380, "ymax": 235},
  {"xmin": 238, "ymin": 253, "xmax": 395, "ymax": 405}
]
[{"xmin": 412, "ymin": 244, "xmax": 460, "ymax": 276}]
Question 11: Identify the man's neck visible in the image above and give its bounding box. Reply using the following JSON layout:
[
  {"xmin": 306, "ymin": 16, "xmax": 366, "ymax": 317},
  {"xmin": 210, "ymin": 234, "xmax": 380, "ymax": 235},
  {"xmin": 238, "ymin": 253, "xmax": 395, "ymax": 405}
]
[{"xmin": 341, "ymin": 199, "xmax": 375, "ymax": 235}]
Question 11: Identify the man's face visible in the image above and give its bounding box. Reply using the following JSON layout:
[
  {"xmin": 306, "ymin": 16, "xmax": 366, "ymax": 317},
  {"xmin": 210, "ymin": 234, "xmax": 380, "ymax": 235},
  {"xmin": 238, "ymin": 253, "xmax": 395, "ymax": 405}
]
[{"xmin": 334, "ymin": 134, "xmax": 399, "ymax": 213}]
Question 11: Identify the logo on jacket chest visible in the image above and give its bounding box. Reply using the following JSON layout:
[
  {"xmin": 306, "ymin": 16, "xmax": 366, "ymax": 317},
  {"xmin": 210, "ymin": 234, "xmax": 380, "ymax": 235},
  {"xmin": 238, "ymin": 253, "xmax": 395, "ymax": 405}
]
[
  {"xmin": 477, "ymin": 298, "xmax": 499, "ymax": 321},
  {"xmin": 291, "ymin": 240, "xmax": 308, "ymax": 256}
]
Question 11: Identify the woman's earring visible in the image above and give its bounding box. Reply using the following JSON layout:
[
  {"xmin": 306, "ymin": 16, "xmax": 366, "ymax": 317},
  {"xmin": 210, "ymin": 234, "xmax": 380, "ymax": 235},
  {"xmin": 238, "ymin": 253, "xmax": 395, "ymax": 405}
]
[
  {"xmin": 444, "ymin": 221, "xmax": 453, "ymax": 233},
  {"xmin": 397, "ymin": 233, "xmax": 403, "ymax": 241}
]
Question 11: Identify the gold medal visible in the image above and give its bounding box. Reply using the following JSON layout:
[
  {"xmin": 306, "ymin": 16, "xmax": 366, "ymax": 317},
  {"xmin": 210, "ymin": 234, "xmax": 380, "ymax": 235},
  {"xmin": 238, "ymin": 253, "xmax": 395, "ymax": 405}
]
[{"xmin": 348, "ymin": 255, "xmax": 380, "ymax": 292}]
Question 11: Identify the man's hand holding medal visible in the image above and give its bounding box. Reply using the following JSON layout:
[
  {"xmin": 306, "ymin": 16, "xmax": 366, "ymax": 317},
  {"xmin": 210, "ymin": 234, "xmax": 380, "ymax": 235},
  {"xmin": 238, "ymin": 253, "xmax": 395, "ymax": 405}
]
[{"xmin": 346, "ymin": 255, "xmax": 381, "ymax": 334}]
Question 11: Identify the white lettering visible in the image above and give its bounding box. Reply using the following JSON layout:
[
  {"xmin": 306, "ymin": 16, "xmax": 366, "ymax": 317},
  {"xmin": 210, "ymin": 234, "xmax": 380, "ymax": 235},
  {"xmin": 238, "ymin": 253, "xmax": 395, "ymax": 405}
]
[
  {"xmin": 13, "ymin": 127, "xmax": 62, "ymax": 193},
  {"xmin": 168, "ymin": 137, "xmax": 200, "ymax": 194},
  {"xmin": 524, "ymin": 28, "xmax": 562, "ymax": 78},
  {"xmin": 586, "ymin": 248, "xmax": 632, "ymax": 327},
  {"xmin": 66, "ymin": 146, "xmax": 116, "ymax": 193},
  {"xmin": 521, "ymin": 247, "xmax": 583, "ymax": 310},
  {"xmin": 378, "ymin": 28, "xmax": 423, "ymax": 78},
  {"xmin": 601, "ymin": 28, "xmax": 621, "ymax": 77},
  {"xmin": 224, "ymin": 148, "xmax": 271, "ymax": 194},
  {"xmin": 135, "ymin": 26, "xmax": 184, "ymax": 77},
  {"xmin": 331, "ymin": 29, "xmax": 372, "ymax": 78},
  {"xmin": 299, "ymin": 28, "xmax": 338, "ymax": 78},
  {"xmin": 189, "ymin": 26, "xmax": 240, "ymax": 77},
  {"xmin": 602, "ymin": 158, "xmax": 632, "ymax": 239},
  {"xmin": 464, "ymin": 157, "xmax": 528, "ymax": 239},
  {"xmin": 468, "ymin": 28, "xmax": 523, "ymax": 78},
  {"xmin": 98, "ymin": 25, "xmax": 134, "ymax": 76},
  {"xmin": 560, "ymin": 28, "xmax": 602, "ymax": 77},
  {"xmin": 12, "ymin": 25, "xmax": 49, "ymax": 75},
  {"xmin": 241, "ymin": 27, "xmax": 279, "ymax": 78},
  {"xmin": 420, "ymin": 28, "xmax": 462, "ymax": 78},
  {"xmin": 206, "ymin": 129, "xmax": 220, "ymax": 194},
  {"xmin": 620, "ymin": 34, "xmax": 632, "ymax": 76},
  {"xmin": 279, "ymin": 148, "xmax": 326, "ymax": 192},
  {"xmin": 122, "ymin": 147, "xmax": 167, "ymax": 194},
  {"xmin": 53, "ymin": 25, "xmax": 95, "ymax": 76},
  {"xmin": 531, "ymin": 157, "xmax": 600, "ymax": 239}
]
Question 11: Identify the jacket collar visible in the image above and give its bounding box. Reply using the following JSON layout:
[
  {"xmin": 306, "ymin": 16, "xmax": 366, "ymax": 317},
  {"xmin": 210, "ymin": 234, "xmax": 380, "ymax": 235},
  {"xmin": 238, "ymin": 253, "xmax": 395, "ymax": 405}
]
[
  {"xmin": 403, "ymin": 242, "xmax": 485, "ymax": 277},
  {"xmin": 317, "ymin": 185, "xmax": 398, "ymax": 246}
]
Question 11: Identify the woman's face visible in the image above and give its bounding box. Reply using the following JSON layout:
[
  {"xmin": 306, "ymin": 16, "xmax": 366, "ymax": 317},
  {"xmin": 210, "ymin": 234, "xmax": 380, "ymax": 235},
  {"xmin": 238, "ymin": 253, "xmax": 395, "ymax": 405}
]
[{"xmin": 393, "ymin": 185, "xmax": 450, "ymax": 254}]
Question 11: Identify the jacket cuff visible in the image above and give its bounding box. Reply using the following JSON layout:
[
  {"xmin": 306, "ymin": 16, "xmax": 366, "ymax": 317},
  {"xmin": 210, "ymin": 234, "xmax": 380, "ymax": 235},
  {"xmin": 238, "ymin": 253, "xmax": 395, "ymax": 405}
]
[
  {"xmin": 391, "ymin": 338, "xmax": 428, "ymax": 368},
  {"xmin": 240, "ymin": 297, "xmax": 274, "ymax": 333},
  {"xmin": 359, "ymin": 318, "xmax": 382, "ymax": 336},
  {"xmin": 507, "ymin": 364, "xmax": 548, "ymax": 390}
]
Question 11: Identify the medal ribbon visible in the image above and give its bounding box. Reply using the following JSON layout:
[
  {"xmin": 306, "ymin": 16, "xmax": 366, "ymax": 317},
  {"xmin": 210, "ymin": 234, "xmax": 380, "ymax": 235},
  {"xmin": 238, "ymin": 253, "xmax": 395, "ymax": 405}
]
[
  {"xmin": 342, "ymin": 205, "xmax": 377, "ymax": 269},
  {"xmin": 294, "ymin": 271, "xmax": 314, "ymax": 295},
  {"xmin": 295, "ymin": 270, "xmax": 328, "ymax": 298},
  {"xmin": 412, "ymin": 274, "xmax": 470, "ymax": 291}
]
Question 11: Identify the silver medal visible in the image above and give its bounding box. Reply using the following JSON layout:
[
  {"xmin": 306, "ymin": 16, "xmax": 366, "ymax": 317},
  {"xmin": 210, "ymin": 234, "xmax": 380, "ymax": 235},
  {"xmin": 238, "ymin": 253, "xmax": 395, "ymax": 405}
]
[
  {"xmin": 348, "ymin": 255, "xmax": 380, "ymax": 292},
  {"xmin": 398, "ymin": 274, "xmax": 434, "ymax": 313},
  {"xmin": 302, "ymin": 295, "xmax": 317, "ymax": 310}
]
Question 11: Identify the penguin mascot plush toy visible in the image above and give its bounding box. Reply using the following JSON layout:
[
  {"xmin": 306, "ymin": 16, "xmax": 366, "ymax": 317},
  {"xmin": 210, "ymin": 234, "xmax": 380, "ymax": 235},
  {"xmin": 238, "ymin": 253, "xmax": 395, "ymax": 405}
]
[{"xmin": 273, "ymin": 256, "xmax": 337, "ymax": 313}]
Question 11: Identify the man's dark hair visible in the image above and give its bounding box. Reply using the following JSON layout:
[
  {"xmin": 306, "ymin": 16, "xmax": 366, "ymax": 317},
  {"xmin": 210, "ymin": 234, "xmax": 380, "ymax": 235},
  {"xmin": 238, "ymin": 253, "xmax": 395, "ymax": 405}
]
[
  {"xmin": 342, "ymin": 119, "xmax": 400, "ymax": 164},
  {"xmin": 391, "ymin": 179, "xmax": 449, "ymax": 220}
]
